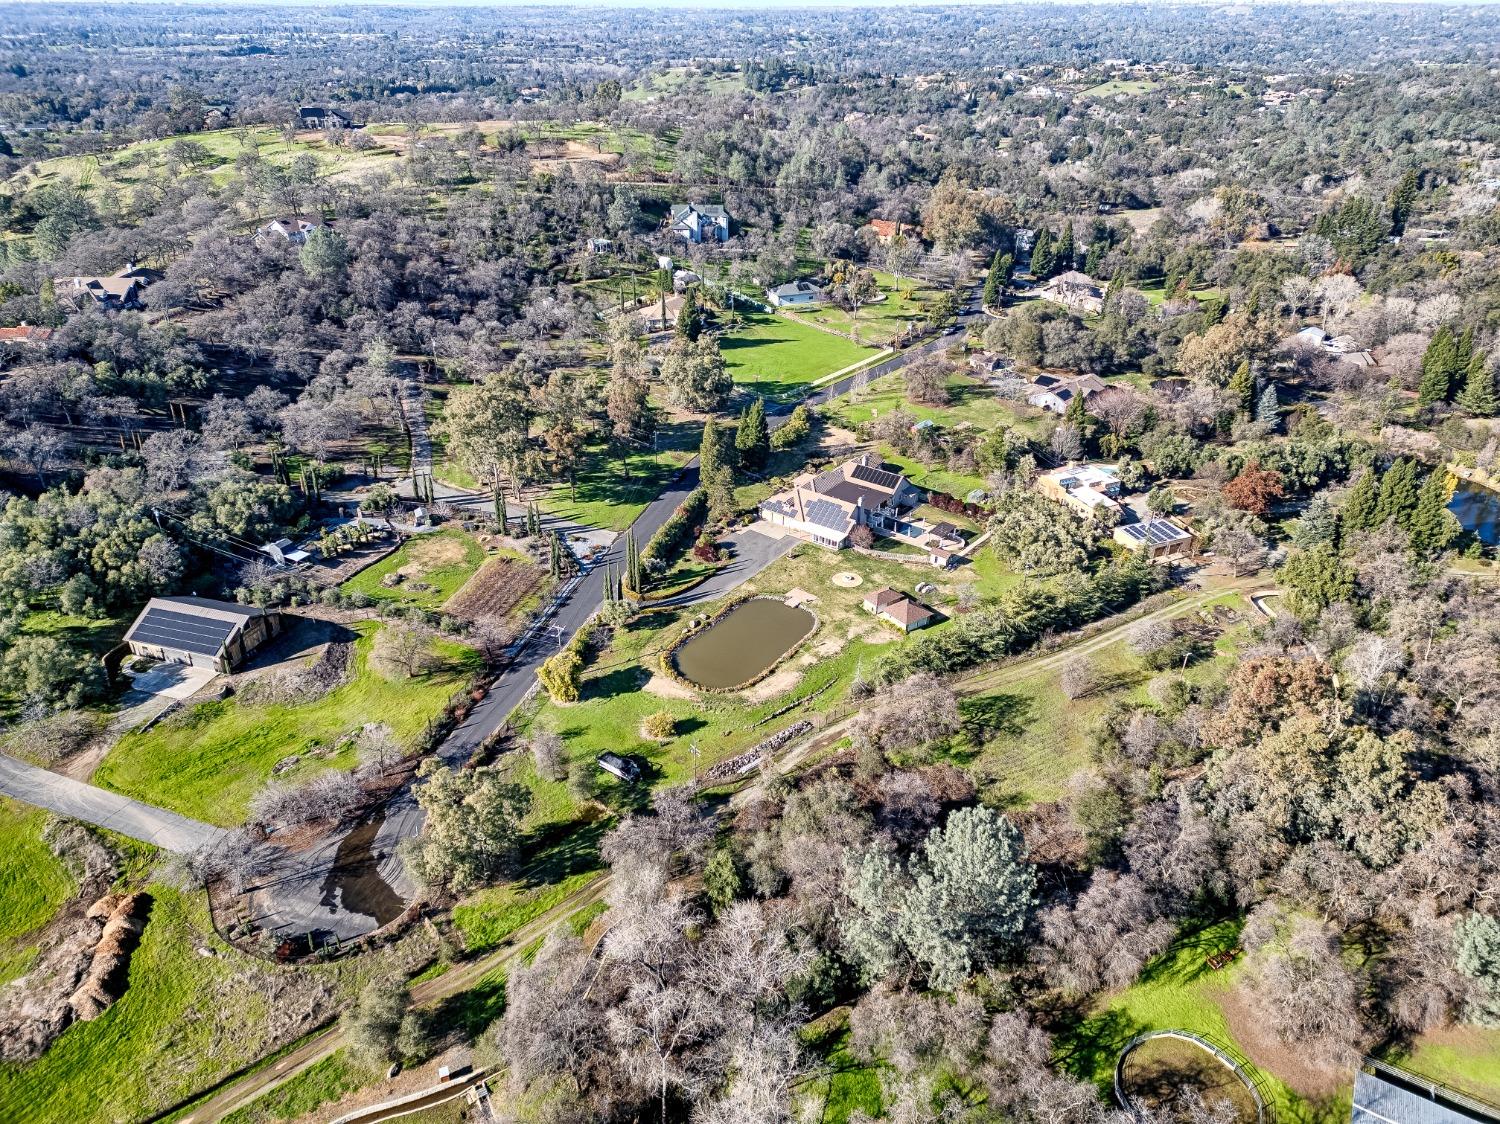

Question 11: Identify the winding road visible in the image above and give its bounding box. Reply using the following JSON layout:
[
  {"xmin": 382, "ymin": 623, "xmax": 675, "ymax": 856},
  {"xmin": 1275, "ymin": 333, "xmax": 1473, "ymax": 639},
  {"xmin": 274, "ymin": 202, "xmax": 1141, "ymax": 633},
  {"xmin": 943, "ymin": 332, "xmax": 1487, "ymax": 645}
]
[
  {"xmin": 168, "ymin": 570, "xmax": 1248, "ymax": 1124},
  {"xmin": 0, "ymin": 288, "xmax": 987, "ymax": 944}
]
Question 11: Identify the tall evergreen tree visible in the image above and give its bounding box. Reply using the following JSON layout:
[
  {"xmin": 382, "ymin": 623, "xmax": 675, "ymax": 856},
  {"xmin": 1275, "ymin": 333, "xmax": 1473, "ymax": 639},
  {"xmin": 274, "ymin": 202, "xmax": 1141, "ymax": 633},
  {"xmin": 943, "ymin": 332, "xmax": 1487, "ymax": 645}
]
[
  {"xmin": 1029, "ymin": 227, "xmax": 1054, "ymax": 279},
  {"xmin": 1418, "ymin": 326, "xmax": 1460, "ymax": 405},
  {"xmin": 675, "ymin": 289, "xmax": 700, "ymax": 341},
  {"xmin": 982, "ymin": 250, "xmax": 1004, "ymax": 309},
  {"xmin": 1053, "ymin": 223, "xmax": 1075, "ymax": 276},
  {"xmin": 1374, "ymin": 458, "xmax": 1421, "ymax": 530},
  {"xmin": 1228, "ymin": 360, "xmax": 1255, "ymax": 415},
  {"xmin": 1389, "ymin": 168, "xmax": 1420, "ymax": 235},
  {"xmin": 1064, "ymin": 391, "xmax": 1088, "ymax": 432},
  {"xmin": 1083, "ymin": 239, "xmax": 1105, "ymax": 278},
  {"xmin": 735, "ymin": 397, "xmax": 769, "ymax": 470},
  {"xmin": 1408, "ymin": 471, "xmax": 1459, "ymax": 555},
  {"xmin": 1460, "ymin": 353, "xmax": 1498, "ymax": 417},
  {"xmin": 1256, "ymin": 383, "xmax": 1280, "ymax": 427},
  {"xmin": 699, "ymin": 416, "xmax": 728, "ymax": 480},
  {"xmin": 1342, "ymin": 469, "xmax": 1379, "ymax": 532}
]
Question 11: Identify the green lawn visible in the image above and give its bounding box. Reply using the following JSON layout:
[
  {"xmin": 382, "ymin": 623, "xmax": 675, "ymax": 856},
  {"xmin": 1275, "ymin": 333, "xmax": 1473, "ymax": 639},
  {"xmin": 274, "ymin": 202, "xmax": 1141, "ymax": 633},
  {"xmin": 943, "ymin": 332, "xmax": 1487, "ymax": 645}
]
[
  {"xmin": 541, "ymin": 437, "xmax": 696, "ymax": 532},
  {"xmin": 719, "ymin": 311, "xmax": 878, "ymax": 398},
  {"xmin": 624, "ymin": 67, "xmax": 746, "ymax": 102},
  {"xmin": 1056, "ymin": 919, "xmax": 1349, "ymax": 1123},
  {"xmin": 95, "ymin": 623, "xmax": 480, "ymax": 825},
  {"xmin": 1389, "ymin": 1028, "xmax": 1500, "ymax": 1106},
  {"xmin": 784, "ymin": 270, "xmax": 939, "ymax": 346},
  {"xmin": 829, "ymin": 369, "xmax": 1048, "ymax": 440},
  {"xmin": 7, "ymin": 126, "xmax": 396, "ymax": 204},
  {"xmin": 962, "ymin": 596, "xmax": 1251, "ymax": 806},
  {"xmin": 1082, "ymin": 78, "xmax": 1160, "ymax": 98},
  {"xmin": 1131, "ymin": 278, "xmax": 1222, "ymax": 307},
  {"xmin": 0, "ymin": 798, "xmax": 75, "ymax": 944},
  {"xmin": 803, "ymin": 1014, "xmax": 885, "ymax": 1122},
  {"xmin": 453, "ymin": 869, "xmax": 603, "ymax": 955},
  {"xmin": 342, "ymin": 528, "xmax": 486, "ymax": 610},
  {"xmin": 221, "ymin": 1051, "xmax": 363, "ymax": 1124}
]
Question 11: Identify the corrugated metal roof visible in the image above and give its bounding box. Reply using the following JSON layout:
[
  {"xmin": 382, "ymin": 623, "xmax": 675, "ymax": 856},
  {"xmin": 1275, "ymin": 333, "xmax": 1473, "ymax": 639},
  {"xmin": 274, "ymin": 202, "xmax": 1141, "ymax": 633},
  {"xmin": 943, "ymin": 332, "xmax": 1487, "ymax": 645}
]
[{"xmin": 1353, "ymin": 1070, "xmax": 1500, "ymax": 1124}]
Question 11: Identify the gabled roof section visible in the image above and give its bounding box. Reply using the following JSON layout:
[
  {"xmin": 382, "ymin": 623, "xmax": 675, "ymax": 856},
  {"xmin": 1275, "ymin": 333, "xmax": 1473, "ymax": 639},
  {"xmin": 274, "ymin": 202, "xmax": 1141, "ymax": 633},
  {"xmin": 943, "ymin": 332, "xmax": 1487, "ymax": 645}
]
[{"xmin": 850, "ymin": 462, "xmax": 903, "ymax": 491}]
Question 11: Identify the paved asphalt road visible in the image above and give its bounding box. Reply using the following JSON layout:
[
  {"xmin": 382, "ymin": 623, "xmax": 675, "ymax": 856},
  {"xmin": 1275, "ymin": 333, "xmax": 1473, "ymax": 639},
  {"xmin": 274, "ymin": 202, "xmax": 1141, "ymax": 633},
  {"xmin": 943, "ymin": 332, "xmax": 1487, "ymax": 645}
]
[
  {"xmin": 244, "ymin": 283, "xmax": 986, "ymax": 939},
  {"xmin": 0, "ymin": 286, "xmax": 986, "ymax": 942},
  {"xmin": 0, "ymin": 753, "xmax": 226, "ymax": 852}
]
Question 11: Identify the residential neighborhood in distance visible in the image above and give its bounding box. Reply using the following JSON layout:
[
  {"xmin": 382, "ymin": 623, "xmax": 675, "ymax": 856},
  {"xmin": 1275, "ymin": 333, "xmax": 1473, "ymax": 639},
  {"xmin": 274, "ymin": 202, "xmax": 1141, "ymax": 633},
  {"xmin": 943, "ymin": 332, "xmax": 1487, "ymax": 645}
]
[{"xmin": 1, "ymin": 3, "xmax": 1500, "ymax": 1122}]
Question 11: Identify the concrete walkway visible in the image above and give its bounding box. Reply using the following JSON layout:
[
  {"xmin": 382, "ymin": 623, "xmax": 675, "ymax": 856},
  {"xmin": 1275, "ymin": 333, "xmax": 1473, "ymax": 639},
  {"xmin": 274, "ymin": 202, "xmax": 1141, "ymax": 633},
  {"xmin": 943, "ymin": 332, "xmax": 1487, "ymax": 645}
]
[{"xmin": 0, "ymin": 753, "xmax": 225, "ymax": 853}]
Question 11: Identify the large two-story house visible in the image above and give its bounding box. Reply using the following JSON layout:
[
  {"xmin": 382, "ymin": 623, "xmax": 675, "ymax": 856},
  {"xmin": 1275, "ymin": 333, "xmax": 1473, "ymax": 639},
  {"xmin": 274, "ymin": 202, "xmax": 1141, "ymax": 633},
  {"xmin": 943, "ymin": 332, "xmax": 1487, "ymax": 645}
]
[
  {"xmin": 758, "ymin": 455, "xmax": 924, "ymax": 548},
  {"xmin": 668, "ymin": 203, "xmax": 731, "ymax": 244},
  {"xmin": 255, "ymin": 215, "xmax": 330, "ymax": 245},
  {"xmin": 52, "ymin": 264, "xmax": 159, "ymax": 313}
]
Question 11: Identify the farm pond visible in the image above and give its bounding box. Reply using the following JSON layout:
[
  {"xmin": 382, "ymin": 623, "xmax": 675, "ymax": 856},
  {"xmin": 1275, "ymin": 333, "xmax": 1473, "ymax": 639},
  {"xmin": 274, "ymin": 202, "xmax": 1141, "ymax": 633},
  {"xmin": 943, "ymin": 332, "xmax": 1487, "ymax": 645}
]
[
  {"xmin": 672, "ymin": 598, "xmax": 816, "ymax": 690},
  {"xmin": 1451, "ymin": 479, "xmax": 1500, "ymax": 546}
]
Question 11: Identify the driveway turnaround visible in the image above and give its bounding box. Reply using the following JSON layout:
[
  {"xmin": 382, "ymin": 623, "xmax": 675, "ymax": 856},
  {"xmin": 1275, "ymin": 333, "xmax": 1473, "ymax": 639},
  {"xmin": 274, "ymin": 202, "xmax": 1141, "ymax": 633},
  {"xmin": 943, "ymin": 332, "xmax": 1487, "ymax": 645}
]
[{"xmin": 0, "ymin": 752, "xmax": 226, "ymax": 853}]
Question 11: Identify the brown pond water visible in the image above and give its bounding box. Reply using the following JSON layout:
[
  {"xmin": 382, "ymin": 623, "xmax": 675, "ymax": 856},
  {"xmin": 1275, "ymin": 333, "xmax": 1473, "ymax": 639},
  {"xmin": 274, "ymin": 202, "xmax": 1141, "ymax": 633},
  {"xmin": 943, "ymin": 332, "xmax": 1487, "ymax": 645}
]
[{"xmin": 673, "ymin": 598, "xmax": 816, "ymax": 690}]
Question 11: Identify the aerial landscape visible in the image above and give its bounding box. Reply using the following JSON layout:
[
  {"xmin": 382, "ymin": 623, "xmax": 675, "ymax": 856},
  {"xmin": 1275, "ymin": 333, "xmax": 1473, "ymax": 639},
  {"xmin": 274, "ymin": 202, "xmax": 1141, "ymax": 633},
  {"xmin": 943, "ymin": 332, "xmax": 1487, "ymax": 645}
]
[{"xmin": 2, "ymin": 1, "xmax": 1500, "ymax": 1121}]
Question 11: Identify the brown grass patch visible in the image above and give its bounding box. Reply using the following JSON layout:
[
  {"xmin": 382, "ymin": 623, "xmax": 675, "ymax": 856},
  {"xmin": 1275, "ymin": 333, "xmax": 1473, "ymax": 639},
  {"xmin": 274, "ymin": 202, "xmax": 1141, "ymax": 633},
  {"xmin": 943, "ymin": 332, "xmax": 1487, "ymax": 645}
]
[
  {"xmin": 398, "ymin": 534, "xmax": 469, "ymax": 577},
  {"xmin": 1217, "ymin": 982, "xmax": 1348, "ymax": 1099}
]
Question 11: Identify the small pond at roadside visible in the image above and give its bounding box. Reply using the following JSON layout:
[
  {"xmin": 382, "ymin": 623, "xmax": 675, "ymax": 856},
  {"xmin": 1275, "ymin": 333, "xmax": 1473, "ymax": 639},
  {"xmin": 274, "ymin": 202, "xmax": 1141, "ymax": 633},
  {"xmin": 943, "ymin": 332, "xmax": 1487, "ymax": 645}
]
[{"xmin": 672, "ymin": 598, "xmax": 816, "ymax": 690}]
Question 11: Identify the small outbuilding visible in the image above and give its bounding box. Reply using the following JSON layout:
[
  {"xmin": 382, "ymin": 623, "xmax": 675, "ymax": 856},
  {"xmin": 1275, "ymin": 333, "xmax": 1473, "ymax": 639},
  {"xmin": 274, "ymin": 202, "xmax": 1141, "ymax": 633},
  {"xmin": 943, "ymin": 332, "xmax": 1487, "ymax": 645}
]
[
  {"xmin": 123, "ymin": 596, "xmax": 282, "ymax": 674},
  {"xmin": 879, "ymin": 597, "xmax": 938, "ymax": 633},
  {"xmin": 1113, "ymin": 518, "xmax": 1195, "ymax": 560}
]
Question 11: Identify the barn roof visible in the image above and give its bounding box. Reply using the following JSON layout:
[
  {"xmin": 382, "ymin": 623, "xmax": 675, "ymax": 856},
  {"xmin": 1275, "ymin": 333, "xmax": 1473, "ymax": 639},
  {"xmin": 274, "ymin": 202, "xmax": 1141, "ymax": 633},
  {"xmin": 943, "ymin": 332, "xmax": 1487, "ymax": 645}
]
[{"xmin": 123, "ymin": 597, "xmax": 266, "ymax": 659}]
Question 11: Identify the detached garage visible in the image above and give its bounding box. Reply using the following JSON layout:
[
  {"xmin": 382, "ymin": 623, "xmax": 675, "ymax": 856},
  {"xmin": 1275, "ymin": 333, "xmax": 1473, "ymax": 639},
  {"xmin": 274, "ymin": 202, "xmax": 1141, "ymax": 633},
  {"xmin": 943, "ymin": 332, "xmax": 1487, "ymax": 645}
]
[{"xmin": 123, "ymin": 596, "xmax": 282, "ymax": 674}]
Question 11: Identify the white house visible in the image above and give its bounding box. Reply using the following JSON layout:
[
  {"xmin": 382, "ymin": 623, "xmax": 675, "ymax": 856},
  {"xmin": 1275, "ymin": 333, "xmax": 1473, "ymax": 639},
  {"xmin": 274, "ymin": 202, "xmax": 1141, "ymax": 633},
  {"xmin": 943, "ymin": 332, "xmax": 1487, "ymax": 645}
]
[
  {"xmin": 1037, "ymin": 463, "xmax": 1124, "ymax": 519},
  {"xmin": 256, "ymin": 215, "xmax": 328, "ymax": 245},
  {"xmin": 759, "ymin": 455, "xmax": 924, "ymax": 549},
  {"xmin": 1026, "ymin": 372, "xmax": 1106, "ymax": 414},
  {"xmin": 767, "ymin": 280, "xmax": 826, "ymax": 307},
  {"xmin": 668, "ymin": 203, "xmax": 731, "ymax": 244}
]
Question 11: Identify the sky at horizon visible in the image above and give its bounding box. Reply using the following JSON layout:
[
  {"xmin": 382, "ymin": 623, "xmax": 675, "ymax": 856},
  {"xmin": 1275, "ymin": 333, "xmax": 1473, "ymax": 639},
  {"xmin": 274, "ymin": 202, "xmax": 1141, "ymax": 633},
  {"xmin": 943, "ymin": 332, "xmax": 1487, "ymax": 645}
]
[{"xmin": 5, "ymin": 0, "xmax": 1500, "ymax": 7}]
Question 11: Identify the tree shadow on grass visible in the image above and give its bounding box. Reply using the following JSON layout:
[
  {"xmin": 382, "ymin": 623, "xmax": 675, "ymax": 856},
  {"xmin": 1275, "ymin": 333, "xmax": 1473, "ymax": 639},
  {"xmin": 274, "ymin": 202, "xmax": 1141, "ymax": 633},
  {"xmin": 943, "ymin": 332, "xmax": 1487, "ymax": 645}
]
[
  {"xmin": 428, "ymin": 969, "xmax": 507, "ymax": 1040},
  {"xmin": 1137, "ymin": 917, "xmax": 1244, "ymax": 989},
  {"xmin": 584, "ymin": 664, "xmax": 650, "ymax": 701},
  {"xmin": 960, "ymin": 692, "xmax": 1034, "ymax": 748},
  {"xmin": 1051, "ymin": 1006, "xmax": 1147, "ymax": 1085},
  {"xmin": 517, "ymin": 819, "xmax": 607, "ymax": 887}
]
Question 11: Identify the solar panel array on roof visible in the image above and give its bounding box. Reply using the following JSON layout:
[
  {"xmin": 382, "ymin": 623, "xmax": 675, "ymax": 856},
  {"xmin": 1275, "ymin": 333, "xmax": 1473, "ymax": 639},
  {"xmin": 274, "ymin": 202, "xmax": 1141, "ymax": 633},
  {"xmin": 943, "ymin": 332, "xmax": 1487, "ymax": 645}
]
[
  {"xmin": 1122, "ymin": 520, "xmax": 1190, "ymax": 546},
  {"xmin": 849, "ymin": 463, "xmax": 902, "ymax": 491},
  {"xmin": 126, "ymin": 607, "xmax": 239, "ymax": 658},
  {"xmin": 804, "ymin": 498, "xmax": 853, "ymax": 532}
]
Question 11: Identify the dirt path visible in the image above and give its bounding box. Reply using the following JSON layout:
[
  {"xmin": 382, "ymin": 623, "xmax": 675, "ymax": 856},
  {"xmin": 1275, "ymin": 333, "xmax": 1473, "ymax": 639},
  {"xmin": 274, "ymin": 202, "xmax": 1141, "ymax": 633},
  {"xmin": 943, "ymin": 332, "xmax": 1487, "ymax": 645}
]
[
  {"xmin": 176, "ymin": 577, "xmax": 1260, "ymax": 1121},
  {"xmin": 173, "ymin": 879, "xmax": 611, "ymax": 1123}
]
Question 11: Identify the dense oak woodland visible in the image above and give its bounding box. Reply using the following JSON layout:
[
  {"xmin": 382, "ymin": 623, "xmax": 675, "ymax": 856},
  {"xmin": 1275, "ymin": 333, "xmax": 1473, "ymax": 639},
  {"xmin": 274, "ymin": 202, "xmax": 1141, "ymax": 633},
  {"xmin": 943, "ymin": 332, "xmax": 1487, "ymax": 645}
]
[{"xmin": 3, "ymin": 4, "xmax": 1500, "ymax": 1122}]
